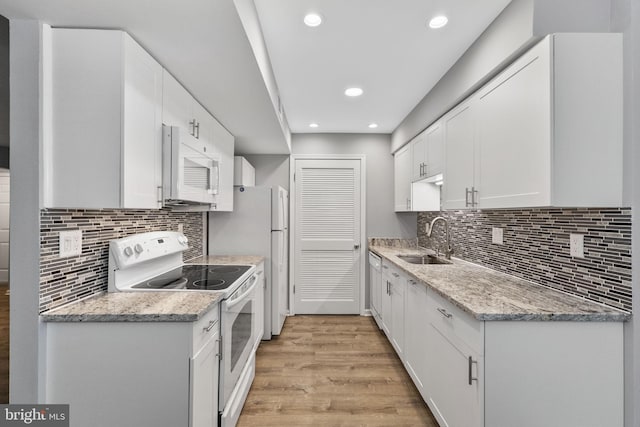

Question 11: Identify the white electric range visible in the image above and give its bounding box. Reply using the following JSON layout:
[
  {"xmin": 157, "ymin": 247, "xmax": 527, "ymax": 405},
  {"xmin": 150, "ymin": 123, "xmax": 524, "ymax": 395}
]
[{"xmin": 107, "ymin": 231, "xmax": 260, "ymax": 427}]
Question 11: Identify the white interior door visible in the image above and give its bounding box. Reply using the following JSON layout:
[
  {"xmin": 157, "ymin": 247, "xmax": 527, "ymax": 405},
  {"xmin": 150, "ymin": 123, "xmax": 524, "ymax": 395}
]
[{"xmin": 293, "ymin": 158, "xmax": 362, "ymax": 314}]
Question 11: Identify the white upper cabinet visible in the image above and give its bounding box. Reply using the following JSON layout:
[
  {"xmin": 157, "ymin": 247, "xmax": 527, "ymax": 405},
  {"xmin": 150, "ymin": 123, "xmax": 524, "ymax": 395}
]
[
  {"xmin": 411, "ymin": 133, "xmax": 426, "ymax": 182},
  {"xmin": 412, "ymin": 122, "xmax": 445, "ymax": 182},
  {"xmin": 162, "ymin": 71, "xmax": 194, "ymax": 132},
  {"xmin": 48, "ymin": 29, "xmax": 163, "ymax": 209},
  {"xmin": 442, "ymin": 100, "xmax": 477, "ymax": 210},
  {"xmin": 162, "ymin": 71, "xmax": 235, "ymax": 211},
  {"xmin": 394, "ymin": 144, "xmax": 412, "ymax": 212},
  {"xmin": 442, "ymin": 33, "xmax": 622, "ymax": 209}
]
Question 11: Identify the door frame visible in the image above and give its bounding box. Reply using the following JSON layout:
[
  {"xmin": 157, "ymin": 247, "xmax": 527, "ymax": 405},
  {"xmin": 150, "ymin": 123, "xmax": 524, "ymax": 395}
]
[{"xmin": 289, "ymin": 154, "xmax": 367, "ymax": 316}]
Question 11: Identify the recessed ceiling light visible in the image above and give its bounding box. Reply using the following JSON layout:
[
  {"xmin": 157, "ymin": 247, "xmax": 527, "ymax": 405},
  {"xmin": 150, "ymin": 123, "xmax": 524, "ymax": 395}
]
[
  {"xmin": 345, "ymin": 87, "xmax": 363, "ymax": 97},
  {"xmin": 368, "ymin": 123, "xmax": 378, "ymax": 129},
  {"xmin": 429, "ymin": 15, "xmax": 448, "ymax": 29},
  {"xmin": 309, "ymin": 123, "xmax": 319, "ymax": 128},
  {"xmin": 304, "ymin": 13, "xmax": 323, "ymax": 27}
]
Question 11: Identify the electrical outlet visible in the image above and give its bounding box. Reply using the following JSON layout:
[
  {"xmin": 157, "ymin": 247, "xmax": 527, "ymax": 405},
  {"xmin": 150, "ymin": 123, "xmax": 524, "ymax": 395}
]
[
  {"xmin": 177, "ymin": 223, "xmax": 184, "ymax": 233},
  {"xmin": 570, "ymin": 234, "xmax": 584, "ymax": 258},
  {"xmin": 491, "ymin": 227, "xmax": 504, "ymax": 245},
  {"xmin": 59, "ymin": 230, "xmax": 82, "ymax": 258}
]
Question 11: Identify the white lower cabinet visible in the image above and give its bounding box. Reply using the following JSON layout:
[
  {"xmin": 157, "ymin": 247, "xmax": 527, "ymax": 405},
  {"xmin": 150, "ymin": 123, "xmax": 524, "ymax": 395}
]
[
  {"xmin": 375, "ymin": 259, "xmax": 624, "ymax": 427},
  {"xmin": 403, "ymin": 278, "xmax": 429, "ymax": 400},
  {"xmin": 425, "ymin": 291, "xmax": 483, "ymax": 427},
  {"xmin": 190, "ymin": 333, "xmax": 220, "ymax": 427},
  {"xmin": 45, "ymin": 306, "xmax": 220, "ymax": 427},
  {"xmin": 380, "ymin": 261, "xmax": 405, "ymax": 357}
]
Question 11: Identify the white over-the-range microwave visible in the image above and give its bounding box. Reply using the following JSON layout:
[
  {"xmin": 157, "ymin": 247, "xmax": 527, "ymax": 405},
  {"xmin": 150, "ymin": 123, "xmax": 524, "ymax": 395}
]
[{"xmin": 162, "ymin": 125, "xmax": 220, "ymax": 209}]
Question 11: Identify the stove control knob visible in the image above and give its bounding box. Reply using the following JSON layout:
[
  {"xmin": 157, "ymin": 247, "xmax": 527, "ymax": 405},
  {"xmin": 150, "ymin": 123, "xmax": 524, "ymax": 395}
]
[
  {"xmin": 134, "ymin": 243, "xmax": 144, "ymax": 254},
  {"xmin": 123, "ymin": 246, "xmax": 133, "ymax": 257},
  {"xmin": 179, "ymin": 236, "xmax": 189, "ymax": 245}
]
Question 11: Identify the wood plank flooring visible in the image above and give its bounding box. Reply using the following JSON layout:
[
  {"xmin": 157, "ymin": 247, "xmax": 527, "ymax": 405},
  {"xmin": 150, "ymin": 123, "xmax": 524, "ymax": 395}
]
[{"xmin": 238, "ymin": 315, "xmax": 438, "ymax": 426}]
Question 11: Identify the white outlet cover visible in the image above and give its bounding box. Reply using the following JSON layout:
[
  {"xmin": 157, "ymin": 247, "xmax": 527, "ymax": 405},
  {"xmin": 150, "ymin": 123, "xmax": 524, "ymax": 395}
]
[
  {"xmin": 59, "ymin": 230, "xmax": 82, "ymax": 258},
  {"xmin": 491, "ymin": 227, "xmax": 504, "ymax": 245},
  {"xmin": 570, "ymin": 233, "xmax": 584, "ymax": 258}
]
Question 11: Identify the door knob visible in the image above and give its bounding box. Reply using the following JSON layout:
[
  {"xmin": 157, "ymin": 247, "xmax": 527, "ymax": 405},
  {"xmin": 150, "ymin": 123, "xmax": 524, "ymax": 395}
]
[{"xmin": 354, "ymin": 244, "xmax": 360, "ymax": 249}]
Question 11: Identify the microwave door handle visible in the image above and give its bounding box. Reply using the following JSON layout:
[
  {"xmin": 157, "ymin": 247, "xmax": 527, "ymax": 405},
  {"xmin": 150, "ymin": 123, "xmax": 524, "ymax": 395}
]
[
  {"xmin": 225, "ymin": 275, "xmax": 258, "ymax": 309},
  {"xmin": 208, "ymin": 160, "xmax": 219, "ymax": 195}
]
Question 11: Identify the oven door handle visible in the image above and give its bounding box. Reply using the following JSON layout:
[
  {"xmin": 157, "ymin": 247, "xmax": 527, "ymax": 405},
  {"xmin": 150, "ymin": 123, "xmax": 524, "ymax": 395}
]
[{"xmin": 225, "ymin": 275, "xmax": 258, "ymax": 309}]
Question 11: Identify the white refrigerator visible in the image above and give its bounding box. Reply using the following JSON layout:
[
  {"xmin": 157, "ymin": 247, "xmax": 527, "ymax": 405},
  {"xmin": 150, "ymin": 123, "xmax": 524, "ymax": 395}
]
[{"xmin": 208, "ymin": 186, "xmax": 289, "ymax": 339}]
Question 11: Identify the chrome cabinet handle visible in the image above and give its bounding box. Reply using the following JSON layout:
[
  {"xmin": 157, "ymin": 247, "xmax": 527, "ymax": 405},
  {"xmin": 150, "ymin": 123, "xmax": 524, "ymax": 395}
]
[
  {"xmin": 382, "ymin": 264, "xmax": 389, "ymax": 270},
  {"xmin": 468, "ymin": 356, "xmax": 478, "ymax": 385},
  {"xmin": 203, "ymin": 319, "xmax": 218, "ymax": 333},
  {"xmin": 189, "ymin": 119, "xmax": 196, "ymax": 136},
  {"xmin": 437, "ymin": 307, "xmax": 452, "ymax": 318},
  {"xmin": 391, "ymin": 272, "xmax": 399, "ymax": 278}
]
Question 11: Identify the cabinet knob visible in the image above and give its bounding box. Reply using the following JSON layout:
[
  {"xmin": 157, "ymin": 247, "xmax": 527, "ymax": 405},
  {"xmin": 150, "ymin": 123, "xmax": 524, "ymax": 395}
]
[{"xmin": 354, "ymin": 244, "xmax": 360, "ymax": 250}]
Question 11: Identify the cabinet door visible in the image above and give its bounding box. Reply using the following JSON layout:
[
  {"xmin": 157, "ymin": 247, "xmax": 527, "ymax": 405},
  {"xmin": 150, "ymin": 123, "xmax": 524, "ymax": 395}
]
[
  {"xmin": 381, "ymin": 265, "xmax": 393, "ymax": 337},
  {"xmin": 190, "ymin": 334, "xmax": 219, "ymax": 427},
  {"xmin": 442, "ymin": 101, "xmax": 476, "ymax": 210},
  {"xmin": 404, "ymin": 279, "xmax": 429, "ymax": 399},
  {"xmin": 210, "ymin": 118, "xmax": 235, "ymax": 211},
  {"xmin": 476, "ymin": 41, "xmax": 551, "ymax": 208},
  {"xmin": 162, "ymin": 71, "xmax": 194, "ymax": 131},
  {"xmin": 425, "ymin": 122, "xmax": 444, "ymax": 178},
  {"xmin": 389, "ymin": 270, "xmax": 405, "ymax": 358},
  {"xmin": 122, "ymin": 34, "xmax": 163, "ymax": 209},
  {"xmin": 394, "ymin": 145, "xmax": 412, "ymax": 212},
  {"xmin": 411, "ymin": 134, "xmax": 426, "ymax": 181},
  {"xmin": 426, "ymin": 324, "xmax": 482, "ymax": 427}
]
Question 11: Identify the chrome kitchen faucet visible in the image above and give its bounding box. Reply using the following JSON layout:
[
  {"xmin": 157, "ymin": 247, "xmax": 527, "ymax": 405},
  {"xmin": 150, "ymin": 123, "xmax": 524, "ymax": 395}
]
[{"xmin": 426, "ymin": 217, "xmax": 454, "ymax": 260}]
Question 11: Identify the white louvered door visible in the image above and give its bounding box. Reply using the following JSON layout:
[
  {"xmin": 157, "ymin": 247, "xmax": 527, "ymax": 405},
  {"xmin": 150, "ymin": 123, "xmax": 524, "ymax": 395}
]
[{"xmin": 293, "ymin": 159, "xmax": 362, "ymax": 314}]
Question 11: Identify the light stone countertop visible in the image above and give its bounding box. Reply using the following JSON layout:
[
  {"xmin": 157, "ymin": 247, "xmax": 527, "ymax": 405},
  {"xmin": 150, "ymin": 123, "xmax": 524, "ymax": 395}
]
[
  {"xmin": 41, "ymin": 291, "xmax": 223, "ymax": 322},
  {"xmin": 370, "ymin": 245, "xmax": 630, "ymax": 322}
]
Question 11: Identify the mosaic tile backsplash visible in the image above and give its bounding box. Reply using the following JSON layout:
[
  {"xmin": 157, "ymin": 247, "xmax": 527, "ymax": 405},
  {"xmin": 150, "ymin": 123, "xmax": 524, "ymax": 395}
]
[
  {"xmin": 418, "ymin": 209, "xmax": 632, "ymax": 312},
  {"xmin": 40, "ymin": 209, "xmax": 204, "ymax": 313}
]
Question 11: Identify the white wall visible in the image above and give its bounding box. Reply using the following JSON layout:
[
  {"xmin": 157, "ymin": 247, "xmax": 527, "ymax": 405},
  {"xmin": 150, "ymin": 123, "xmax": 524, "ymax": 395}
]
[
  {"xmin": 292, "ymin": 134, "xmax": 416, "ymax": 239},
  {"xmin": 612, "ymin": 0, "xmax": 640, "ymax": 425},
  {"xmin": 9, "ymin": 20, "xmax": 47, "ymax": 403}
]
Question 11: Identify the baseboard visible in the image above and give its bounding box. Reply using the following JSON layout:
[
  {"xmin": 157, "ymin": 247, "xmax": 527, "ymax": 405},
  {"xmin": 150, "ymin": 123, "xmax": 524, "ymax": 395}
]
[{"xmin": 362, "ymin": 309, "xmax": 372, "ymax": 317}]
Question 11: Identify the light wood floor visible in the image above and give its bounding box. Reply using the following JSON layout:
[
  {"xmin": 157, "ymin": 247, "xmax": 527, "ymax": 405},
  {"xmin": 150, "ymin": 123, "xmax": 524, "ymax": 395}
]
[{"xmin": 237, "ymin": 315, "xmax": 438, "ymax": 427}]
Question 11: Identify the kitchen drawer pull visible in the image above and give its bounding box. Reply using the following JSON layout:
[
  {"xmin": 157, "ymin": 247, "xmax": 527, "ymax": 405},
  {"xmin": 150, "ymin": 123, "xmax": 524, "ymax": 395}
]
[
  {"xmin": 203, "ymin": 319, "xmax": 218, "ymax": 333},
  {"xmin": 382, "ymin": 265, "xmax": 389, "ymax": 270},
  {"xmin": 437, "ymin": 307, "xmax": 452, "ymax": 318},
  {"xmin": 468, "ymin": 356, "xmax": 478, "ymax": 385},
  {"xmin": 391, "ymin": 272, "xmax": 399, "ymax": 278}
]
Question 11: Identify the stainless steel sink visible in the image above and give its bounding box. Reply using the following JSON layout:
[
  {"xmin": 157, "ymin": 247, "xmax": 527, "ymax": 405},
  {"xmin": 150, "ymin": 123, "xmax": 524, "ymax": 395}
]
[{"xmin": 397, "ymin": 254, "xmax": 452, "ymax": 265}]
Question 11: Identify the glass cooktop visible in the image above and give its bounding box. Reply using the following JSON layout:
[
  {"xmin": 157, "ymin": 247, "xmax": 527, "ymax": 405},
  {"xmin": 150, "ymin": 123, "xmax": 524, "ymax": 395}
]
[{"xmin": 132, "ymin": 264, "xmax": 252, "ymax": 291}]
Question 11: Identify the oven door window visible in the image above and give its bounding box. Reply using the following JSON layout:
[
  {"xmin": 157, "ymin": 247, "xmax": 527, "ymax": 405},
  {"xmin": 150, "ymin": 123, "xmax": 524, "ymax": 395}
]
[{"xmin": 230, "ymin": 299, "xmax": 253, "ymax": 372}]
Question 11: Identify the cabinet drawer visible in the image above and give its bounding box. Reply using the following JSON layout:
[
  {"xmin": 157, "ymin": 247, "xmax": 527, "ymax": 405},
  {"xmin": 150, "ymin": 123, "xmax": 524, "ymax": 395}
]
[
  {"xmin": 192, "ymin": 304, "xmax": 220, "ymax": 354},
  {"xmin": 427, "ymin": 291, "xmax": 483, "ymax": 354}
]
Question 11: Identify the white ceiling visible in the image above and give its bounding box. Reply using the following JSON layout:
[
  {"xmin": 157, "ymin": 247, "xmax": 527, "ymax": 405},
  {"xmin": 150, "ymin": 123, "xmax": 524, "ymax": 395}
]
[
  {"xmin": 0, "ymin": 0, "xmax": 512, "ymax": 152},
  {"xmin": 0, "ymin": 0, "xmax": 291, "ymax": 154},
  {"xmin": 253, "ymin": 0, "xmax": 512, "ymax": 134}
]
